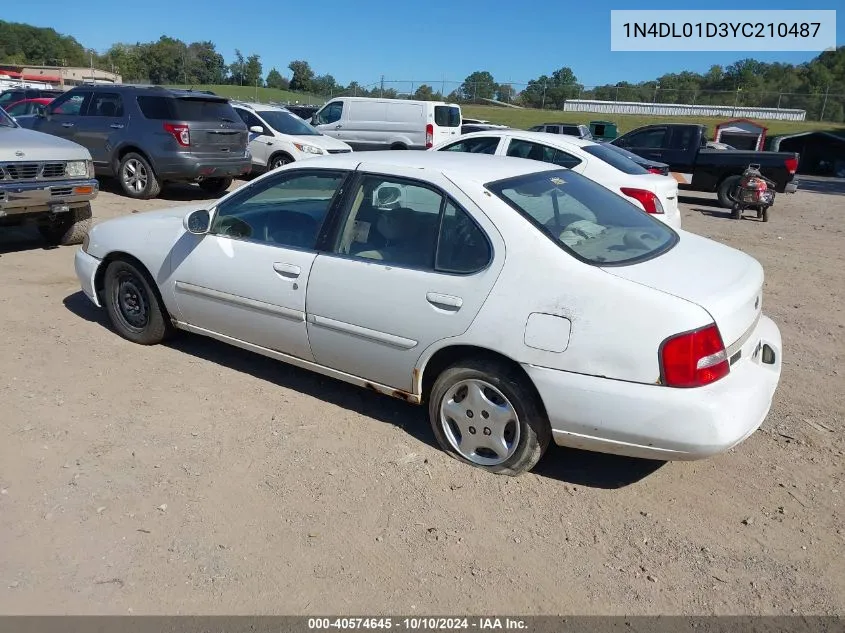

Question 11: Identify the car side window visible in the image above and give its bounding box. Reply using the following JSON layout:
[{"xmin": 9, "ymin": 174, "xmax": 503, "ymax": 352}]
[
  {"xmin": 334, "ymin": 175, "xmax": 490, "ymax": 273},
  {"xmin": 210, "ymin": 170, "xmax": 347, "ymax": 249},
  {"xmin": 49, "ymin": 91, "xmax": 91, "ymax": 116},
  {"xmin": 439, "ymin": 137, "xmax": 500, "ymax": 154},
  {"xmin": 506, "ymin": 139, "xmax": 583, "ymax": 169},
  {"xmin": 436, "ymin": 201, "xmax": 491, "ymax": 274},
  {"xmin": 87, "ymin": 93, "xmax": 124, "ymax": 117},
  {"xmin": 546, "ymin": 126, "xmax": 560, "ymax": 134},
  {"xmin": 624, "ymin": 128, "xmax": 666, "ymax": 149},
  {"xmin": 317, "ymin": 102, "xmax": 342, "ymax": 125},
  {"xmin": 238, "ymin": 109, "xmax": 263, "ymax": 131}
]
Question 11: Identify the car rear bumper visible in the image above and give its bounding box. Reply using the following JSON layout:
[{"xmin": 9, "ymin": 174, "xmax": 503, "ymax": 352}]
[
  {"xmin": 0, "ymin": 179, "xmax": 98, "ymax": 217},
  {"xmin": 523, "ymin": 314, "xmax": 782, "ymax": 461},
  {"xmin": 154, "ymin": 153, "xmax": 252, "ymax": 180},
  {"xmin": 74, "ymin": 248, "xmax": 102, "ymax": 308}
]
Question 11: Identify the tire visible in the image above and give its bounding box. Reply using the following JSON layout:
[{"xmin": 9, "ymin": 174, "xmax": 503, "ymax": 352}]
[
  {"xmin": 268, "ymin": 153, "xmax": 293, "ymax": 170},
  {"xmin": 762, "ymin": 207, "xmax": 769, "ymax": 222},
  {"xmin": 731, "ymin": 203, "xmax": 742, "ymax": 220},
  {"xmin": 199, "ymin": 177, "xmax": 233, "ymax": 196},
  {"xmin": 717, "ymin": 175, "xmax": 742, "ymax": 209},
  {"xmin": 103, "ymin": 258, "xmax": 173, "ymax": 345},
  {"xmin": 428, "ymin": 359, "xmax": 551, "ymax": 476},
  {"xmin": 390, "ymin": 144, "xmax": 408, "ymax": 150},
  {"xmin": 39, "ymin": 203, "xmax": 92, "ymax": 246},
  {"xmin": 118, "ymin": 152, "xmax": 161, "ymax": 200}
]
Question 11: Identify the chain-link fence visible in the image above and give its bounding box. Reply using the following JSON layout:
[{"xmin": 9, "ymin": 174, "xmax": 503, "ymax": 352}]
[{"xmin": 237, "ymin": 79, "xmax": 844, "ymax": 123}]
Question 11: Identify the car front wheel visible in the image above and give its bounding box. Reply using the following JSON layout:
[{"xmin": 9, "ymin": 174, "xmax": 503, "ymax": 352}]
[
  {"xmin": 39, "ymin": 203, "xmax": 92, "ymax": 246},
  {"xmin": 103, "ymin": 259, "xmax": 173, "ymax": 345},
  {"xmin": 428, "ymin": 359, "xmax": 551, "ymax": 476}
]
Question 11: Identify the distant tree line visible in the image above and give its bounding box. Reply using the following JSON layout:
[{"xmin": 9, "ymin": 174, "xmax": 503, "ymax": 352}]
[{"xmin": 1, "ymin": 19, "xmax": 843, "ymax": 120}]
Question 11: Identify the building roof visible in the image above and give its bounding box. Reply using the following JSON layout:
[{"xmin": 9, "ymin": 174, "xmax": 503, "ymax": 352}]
[{"xmin": 715, "ymin": 118, "xmax": 769, "ymax": 131}]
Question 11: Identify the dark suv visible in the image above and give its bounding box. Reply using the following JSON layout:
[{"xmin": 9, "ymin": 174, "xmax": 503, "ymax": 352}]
[
  {"xmin": 528, "ymin": 123, "xmax": 593, "ymax": 140},
  {"xmin": 20, "ymin": 85, "xmax": 251, "ymax": 199}
]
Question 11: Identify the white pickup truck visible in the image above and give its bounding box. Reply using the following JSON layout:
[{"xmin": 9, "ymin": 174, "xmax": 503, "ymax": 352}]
[{"xmin": 0, "ymin": 106, "xmax": 98, "ymax": 245}]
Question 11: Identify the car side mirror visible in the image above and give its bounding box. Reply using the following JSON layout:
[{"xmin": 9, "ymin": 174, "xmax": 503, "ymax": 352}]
[
  {"xmin": 311, "ymin": 115, "xmax": 318, "ymax": 125},
  {"xmin": 249, "ymin": 125, "xmax": 264, "ymax": 134},
  {"xmin": 184, "ymin": 209, "xmax": 211, "ymax": 235}
]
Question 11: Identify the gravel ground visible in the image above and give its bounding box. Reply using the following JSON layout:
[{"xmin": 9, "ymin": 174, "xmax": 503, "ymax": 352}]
[{"xmin": 0, "ymin": 176, "xmax": 843, "ymax": 615}]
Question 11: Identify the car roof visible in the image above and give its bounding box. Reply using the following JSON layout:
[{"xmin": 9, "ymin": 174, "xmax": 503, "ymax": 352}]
[
  {"xmin": 294, "ymin": 150, "xmax": 560, "ymax": 184},
  {"xmin": 459, "ymin": 129, "xmax": 598, "ymax": 149},
  {"xmin": 71, "ymin": 84, "xmax": 227, "ymax": 99}
]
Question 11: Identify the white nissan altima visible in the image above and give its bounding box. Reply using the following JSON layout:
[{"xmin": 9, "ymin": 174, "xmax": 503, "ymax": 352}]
[
  {"xmin": 74, "ymin": 151, "xmax": 781, "ymax": 475},
  {"xmin": 431, "ymin": 130, "xmax": 682, "ymax": 229}
]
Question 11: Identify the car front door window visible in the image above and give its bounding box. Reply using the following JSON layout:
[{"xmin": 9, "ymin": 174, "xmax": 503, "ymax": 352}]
[
  {"xmin": 318, "ymin": 102, "xmax": 342, "ymax": 125},
  {"xmin": 50, "ymin": 92, "xmax": 91, "ymax": 116},
  {"xmin": 211, "ymin": 171, "xmax": 347, "ymax": 249},
  {"xmin": 625, "ymin": 128, "xmax": 667, "ymax": 149}
]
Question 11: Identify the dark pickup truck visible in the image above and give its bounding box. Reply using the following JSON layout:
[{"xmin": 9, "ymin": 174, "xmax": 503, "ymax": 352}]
[{"xmin": 611, "ymin": 124, "xmax": 799, "ymax": 208}]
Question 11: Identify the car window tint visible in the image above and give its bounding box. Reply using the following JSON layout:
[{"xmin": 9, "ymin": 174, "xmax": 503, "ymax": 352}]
[
  {"xmin": 137, "ymin": 96, "xmax": 173, "ymax": 119},
  {"xmin": 546, "ymin": 126, "xmax": 560, "ymax": 134},
  {"xmin": 487, "ymin": 169, "xmax": 676, "ymax": 266},
  {"xmin": 439, "ymin": 137, "xmax": 499, "ymax": 154},
  {"xmin": 210, "ymin": 171, "xmax": 346, "ymax": 249},
  {"xmin": 625, "ymin": 128, "xmax": 666, "ymax": 149},
  {"xmin": 434, "ymin": 105, "xmax": 461, "ymax": 127},
  {"xmin": 507, "ymin": 139, "xmax": 582, "ymax": 169},
  {"xmin": 87, "ymin": 92, "xmax": 124, "ymax": 117},
  {"xmin": 582, "ymin": 144, "xmax": 649, "ymax": 175},
  {"xmin": 335, "ymin": 176, "xmax": 443, "ymax": 269},
  {"xmin": 436, "ymin": 201, "xmax": 491, "ymax": 274}
]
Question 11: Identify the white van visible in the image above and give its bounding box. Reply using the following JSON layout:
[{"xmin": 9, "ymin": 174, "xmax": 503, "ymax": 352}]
[{"xmin": 310, "ymin": 97, "xmax": 462, "ymax": 150}]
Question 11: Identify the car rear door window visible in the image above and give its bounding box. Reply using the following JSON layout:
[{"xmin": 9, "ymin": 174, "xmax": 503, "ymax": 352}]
[
  {"xmin": 506, "ymin": 139, "xmax": 583, "ymax": 169},
  {"xmin": 545, "ymin": 125, "xmax": 560, "ymax": 134},
  {"xmin": 87, "ymin": 92, "xmax": 124, "ymax": 117},
  {"xmin": 439, "ymin": 137, "xmax": 500, "ymax": 154},
  {"xmin": 436, "ymin": 201, "xmax": 491, "ymax": 274}
]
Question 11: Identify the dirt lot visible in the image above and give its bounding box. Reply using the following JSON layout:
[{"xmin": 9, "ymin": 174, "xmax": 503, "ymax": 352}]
[{"xmin": 1, "ymin": 177, "xmax": 843, "ymax": 615}]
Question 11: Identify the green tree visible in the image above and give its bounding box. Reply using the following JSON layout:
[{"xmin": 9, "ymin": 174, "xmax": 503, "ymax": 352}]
[
  {"xmin": 229, "ymin": 49, "xmax": 246, "ymax": 85},
  {"xmin": 413, "ymin": 84, "xmax": 435, "ymax": 100},
  {"xmin": 459, "ymin": 70, "xmax": 496, "ymax": 101},
  {"xmin": 288, "ymin": 60, "xmax": 314, "ymax": 92},
  {"xmin": 187, "ymin": 41, "xmax": 225, "ymax": 85},
  {"xmin": 244, "ymin": 53, "xmax": 263, "ymax": 87},
  {"xmin": 265, "ymin": 68, "xmax": 288, "ymax": 90},
  {"xmin": 312, "ymin": 74, "xmax": 337, "ymax": 96}
]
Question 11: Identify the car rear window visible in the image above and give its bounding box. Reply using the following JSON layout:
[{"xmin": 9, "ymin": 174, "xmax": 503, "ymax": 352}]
[
  {"xmin": 486, "ymin": 169, "xmax": 677, "ymax": 266},
  {"xmin": 137, "ymin": 95, "xmax": 239, "ymax": 122},
  {"xmin": 582, "ymin": 144, "xmax": 649, "ymax": 175},
  {"xmin": 434, "ymin": 105, "xmax": 461, "ymax": 127}
]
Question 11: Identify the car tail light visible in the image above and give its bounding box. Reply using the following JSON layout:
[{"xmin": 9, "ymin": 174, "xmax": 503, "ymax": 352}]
[
  {"xmin": 164, "ymin": 122, "xmax": 190, "ymax": 147},
  {"xmin": 425, "ymin": 123, "xmax": 434, "ymax": 149},
  {"xmin": 785, "ymin": 157, "xmax": 798, "ymax": 174},
  {"xmin": 660, "ymin": 324, "xmax": 729, "ymax": 388},
  {"xmin": 647, "ymin": 167, "xmax": 665, "ymax": 175},
  {"xmin": 620, "ymin": 187, "xmax": 664, "ymax": 214}
]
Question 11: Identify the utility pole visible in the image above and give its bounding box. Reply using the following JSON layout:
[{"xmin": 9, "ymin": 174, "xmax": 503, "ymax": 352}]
[
  {"xmin": 90, "ymin": 51, "xmax": 94, "ymax": 83},
  {"xmin": 733, "ymin": 86, "xmax": 741, "ymax": 117},
  {"xmin": 542, "ymin": 81, "xmax": 546, "ymax": 109},
  {"xmin": 380, "ymin": 75, "xmax": 384, "ymax": 98},
  {"xmin": 820, "ymin": 85, "xmax": 830, "ymax": 121}
]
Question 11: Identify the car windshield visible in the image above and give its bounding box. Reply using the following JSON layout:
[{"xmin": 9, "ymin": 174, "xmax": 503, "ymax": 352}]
[
  {"xmin": 582, "ymin": 144, "xmax": 649, "ymax": 175},
  {"xmin": 258, "ymin": 110, "xmax": 320, "ymax": 136},
  {"xmin": 486, "ymin": 169, "xmax": 677, "ymax": 266},
  {"xmin": 0, "ymin": 107, "xmax": 16, "ymax": 128}
]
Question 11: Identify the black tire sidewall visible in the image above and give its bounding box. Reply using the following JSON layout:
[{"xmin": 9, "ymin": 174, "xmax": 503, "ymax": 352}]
[
  {"xmin": 119, "ymin": 153, "xmax": 158, "ymax": 199},
  {"xmin": 269, "ymin": 154, "xmax": 292, "ymax": 170},
  {"xmin": 199, "ymin": 177, "xmax": 233, "ymax": 195},
  {"xmin": 718, "ymin": 175, "xmax": 742, "ymax": 209},
  {"xmin": 428, "ymin": 361, "xmax": 550, "ymax": 475},
  {"xmin": 103, "ymin": 259, "xmax": 169, "ymax": 345}
]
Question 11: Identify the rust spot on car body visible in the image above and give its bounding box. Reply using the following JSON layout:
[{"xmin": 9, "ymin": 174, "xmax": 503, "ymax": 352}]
[{"xmin": 364, "ymin": 382, "xmax": 420, "ymax": 404}]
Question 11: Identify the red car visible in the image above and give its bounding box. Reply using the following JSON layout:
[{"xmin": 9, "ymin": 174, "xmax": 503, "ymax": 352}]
[{"xmin": 4, "ymin": 97, "xmax": 54, "ymax": 117}]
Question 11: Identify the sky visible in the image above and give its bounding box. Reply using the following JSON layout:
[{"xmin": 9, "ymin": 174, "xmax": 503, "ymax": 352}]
[{"xmin": 3, "ymin": 0, "xmax": 842, "ymax": 89}]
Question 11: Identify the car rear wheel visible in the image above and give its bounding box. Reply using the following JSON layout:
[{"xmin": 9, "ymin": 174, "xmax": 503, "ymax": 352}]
[
  {"xmin": 103, "ymin": 259, "xmax": 173, "ymax": 345},
  {"xmin": 198, "ymin": 177, "xmax": 233, "ymax": 196},
  {"xmin": 39, "ymin": 203, "xmax": 92, "ymax": 246},
  {"xmin": 118, "ymin": 153, "xmax": 162, "ymax": 200},
  {"xmin": 428, "ymin": 359, "xmax": 551, "ymax": 476}
]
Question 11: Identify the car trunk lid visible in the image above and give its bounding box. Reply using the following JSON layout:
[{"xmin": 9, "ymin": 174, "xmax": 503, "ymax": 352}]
[{"xmin": 603, "ymin": 232, "xmax": 763, "ymax": 348}]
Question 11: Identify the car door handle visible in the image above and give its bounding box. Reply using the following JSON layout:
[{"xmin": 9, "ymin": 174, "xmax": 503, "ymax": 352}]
[
  {"xmin": 110, "ymin": 123, "xmax": 124, "ymax": 129},
  {"xmin": 334, "ymin": 124, "xmax": 342, "ymax": 129},
  {"xmin": 61, "ymin": 122, "xmax": 74, "ymax": 128},
  {"xmin": 426, "ymin": 292, "xmax": 463, "ymax": 311},
  {"xmin": 273, "ymin": 262, "xmax": 301, "ymax": 279}
]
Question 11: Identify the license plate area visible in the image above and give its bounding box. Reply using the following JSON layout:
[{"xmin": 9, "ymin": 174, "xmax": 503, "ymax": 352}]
[{"xmin": 51, "ymin": 203, "xmax": 70, "ymax": 214}]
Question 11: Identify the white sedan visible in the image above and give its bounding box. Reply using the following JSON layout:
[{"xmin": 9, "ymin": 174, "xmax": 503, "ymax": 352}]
[
  {"xmin": 431, "ymin": 130, "xmax": 682, "ymax": 229},
  {"xmin": 74, "ymin": 151, "xmax": 781, "ymax": 475}
]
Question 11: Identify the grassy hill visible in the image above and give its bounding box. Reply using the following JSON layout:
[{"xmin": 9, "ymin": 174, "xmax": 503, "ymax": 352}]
[{"xmin": 169, "ymin": 85, "xmax": 844, "ymax": 139}]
